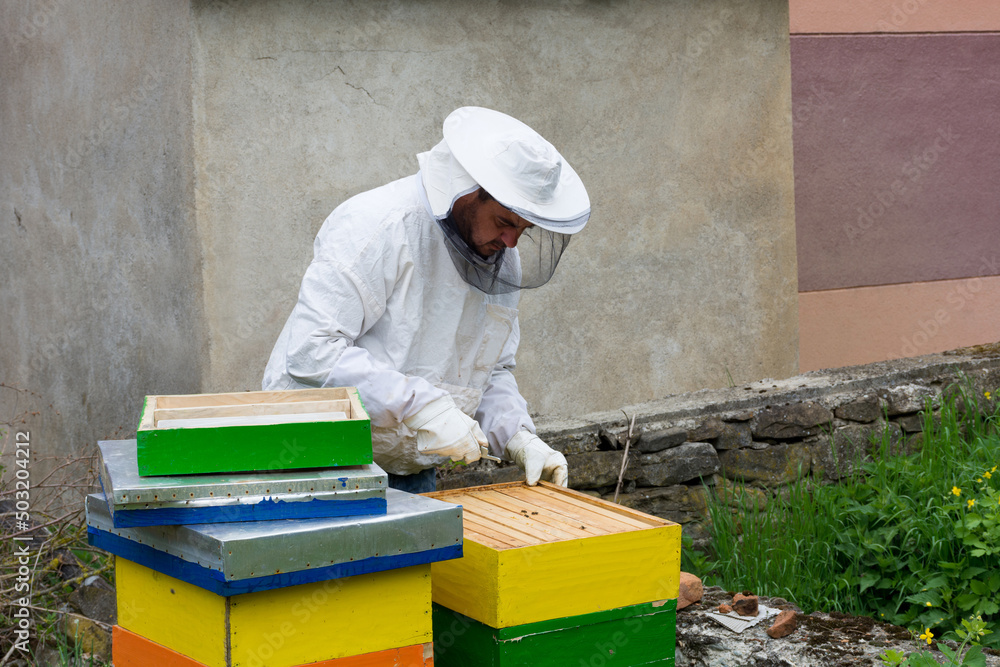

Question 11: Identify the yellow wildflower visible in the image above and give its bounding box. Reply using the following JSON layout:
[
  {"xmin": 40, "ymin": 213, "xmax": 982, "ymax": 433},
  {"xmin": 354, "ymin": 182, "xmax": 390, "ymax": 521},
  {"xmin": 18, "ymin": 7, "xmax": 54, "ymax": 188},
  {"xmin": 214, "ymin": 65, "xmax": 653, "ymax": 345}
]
[
  {"xmin": 968, "ymin": 499, "xmax": 976, "ymax": 509},
  {"xmin": 925, "ymin": 601, "xmax": 933, "ymax": 607},
  {"xmin": 992, "ymin": 465, "xmax": 998, "ymax": 473},
  {"xmin": 977, "ymin": 478, "xmax": 983, "ymax": 483},
  {"xmin": 952, "ymin": 486, "xmax": 962, "ymax": 497},
  {"xmin": 986, "ymin": 471, "xmax": 992, "ymax": 479},
  {"xmin": 919, "ymin": 628, "xmax": 934, "ymax": 645},
  {"xmin": 986, "ymin": 391, "xmax": 992, "ymax": 400}
]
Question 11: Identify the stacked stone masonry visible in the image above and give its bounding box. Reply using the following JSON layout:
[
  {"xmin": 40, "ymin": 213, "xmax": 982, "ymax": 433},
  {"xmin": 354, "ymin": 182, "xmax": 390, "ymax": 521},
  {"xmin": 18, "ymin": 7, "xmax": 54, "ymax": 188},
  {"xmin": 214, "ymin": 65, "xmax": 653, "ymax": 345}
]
[{"xmin": 439, "ymin": 345, "xmax": 1000, "ymax": 547}]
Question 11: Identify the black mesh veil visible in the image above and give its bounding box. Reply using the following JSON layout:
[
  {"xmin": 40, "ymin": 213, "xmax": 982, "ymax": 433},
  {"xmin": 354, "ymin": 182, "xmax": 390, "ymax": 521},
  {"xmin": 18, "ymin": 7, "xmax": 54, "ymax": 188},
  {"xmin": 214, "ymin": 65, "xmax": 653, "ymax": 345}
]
[{"xmin": 437, "ymin": 215, "xmax": 571, "ymax": 295}]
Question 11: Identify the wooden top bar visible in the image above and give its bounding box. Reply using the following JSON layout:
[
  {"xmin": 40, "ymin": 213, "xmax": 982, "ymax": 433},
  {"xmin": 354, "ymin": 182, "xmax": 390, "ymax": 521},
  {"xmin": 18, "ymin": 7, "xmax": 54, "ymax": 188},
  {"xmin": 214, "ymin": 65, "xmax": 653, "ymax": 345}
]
[{"xmin": 426, "ymin": 481, "xmax": 669, "ymax": 549}]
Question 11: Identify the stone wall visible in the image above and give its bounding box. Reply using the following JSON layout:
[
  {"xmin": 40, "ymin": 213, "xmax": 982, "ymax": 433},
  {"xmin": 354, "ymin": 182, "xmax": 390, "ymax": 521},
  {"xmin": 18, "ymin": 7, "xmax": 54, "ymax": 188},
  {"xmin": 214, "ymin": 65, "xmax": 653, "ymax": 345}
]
[{"xmin": 439, "ymin": 346, "xmax": 1000, "ymax": 546}]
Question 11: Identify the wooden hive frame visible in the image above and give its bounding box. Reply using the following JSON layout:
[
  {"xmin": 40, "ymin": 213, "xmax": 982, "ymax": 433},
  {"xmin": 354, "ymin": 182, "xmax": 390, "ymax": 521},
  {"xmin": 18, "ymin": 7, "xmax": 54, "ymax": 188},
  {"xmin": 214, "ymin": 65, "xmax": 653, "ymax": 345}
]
[
  {"xmin": 140, "ymin": 387, "xmax": 366, "ymax": 429},
  {"xmin": 426, "ymin": 482, "xmax": 682, "ymax": 628},
  {"xmin": 136, "ymin": 388, "xmax": 372, "ymax": 476}
]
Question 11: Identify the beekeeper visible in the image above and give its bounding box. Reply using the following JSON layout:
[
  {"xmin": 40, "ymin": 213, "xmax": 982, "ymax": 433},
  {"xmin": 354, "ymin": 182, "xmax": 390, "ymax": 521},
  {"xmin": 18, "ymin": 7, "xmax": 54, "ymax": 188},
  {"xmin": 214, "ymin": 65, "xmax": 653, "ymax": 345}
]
[{"xmin": 262, "ymin": 107, "xmax": 590, "ymax": 493}]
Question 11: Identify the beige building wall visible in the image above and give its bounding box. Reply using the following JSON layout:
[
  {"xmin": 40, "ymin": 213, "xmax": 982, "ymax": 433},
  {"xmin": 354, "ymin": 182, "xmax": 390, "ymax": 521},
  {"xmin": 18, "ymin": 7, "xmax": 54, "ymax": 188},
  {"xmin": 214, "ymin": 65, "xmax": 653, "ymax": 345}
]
[{"xmin": 192, "ymin": 0, "xmax": 799, "ymax": 417}]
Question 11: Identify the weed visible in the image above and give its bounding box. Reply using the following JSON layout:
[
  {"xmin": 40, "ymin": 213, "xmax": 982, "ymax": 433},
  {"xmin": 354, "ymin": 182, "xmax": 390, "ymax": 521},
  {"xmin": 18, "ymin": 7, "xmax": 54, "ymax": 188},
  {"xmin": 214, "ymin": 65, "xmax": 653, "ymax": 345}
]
[
  {"xmin": 0, "ymin": 383, "xmax": 112, "ymax": 664},
  {"xmin": 702, "ymin": 379, "xmax": 1000, "ymax": 649}
]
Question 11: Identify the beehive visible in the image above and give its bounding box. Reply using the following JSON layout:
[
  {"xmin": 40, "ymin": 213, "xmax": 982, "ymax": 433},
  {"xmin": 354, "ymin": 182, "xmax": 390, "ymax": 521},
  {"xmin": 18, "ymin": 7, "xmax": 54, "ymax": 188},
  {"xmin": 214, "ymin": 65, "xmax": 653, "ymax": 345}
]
[
  {"xmin": 432, "ymin": 600, "xmax": 675, "ymax": 667},
  {"xmin": 112, "ymin": 626, "xmax": 434, "ymax": 667},
  {"xmin": 426, "ymin": 482, "xmax": 681, "ymax": 666},
  {"xmin": 88, "ymin": 488, "xmax": 462, "ymax": 665},
  {"xmin": 114, "ymin": 558, "xmax": 434, "ymax": 667},
  {"xmin": 98, "ymin": 439, "xmax": 387, "ymax": 527},
  {"xmin": 86, "ymin": 490, "xmax": 462, "ymax": 595},
  {"xmin": 136, "ymin": 388, "xmax": 372, "ymax": 476}
]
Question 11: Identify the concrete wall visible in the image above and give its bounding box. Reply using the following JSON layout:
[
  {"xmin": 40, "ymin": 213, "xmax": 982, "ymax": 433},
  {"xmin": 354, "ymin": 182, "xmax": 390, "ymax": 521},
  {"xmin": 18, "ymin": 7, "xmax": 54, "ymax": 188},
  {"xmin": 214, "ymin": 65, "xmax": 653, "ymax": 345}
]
[
  {"xmin": 2, "ymin": 0, "xmax": 797, "ymax": 476},
  {"xmin": 192, "ymin": 0, "xmax": 799, "ymax": 417},
  {"xmin": 0, "ymin": 2, "xmax": 203, "ymax": 476},
  {"xmin": 790, "ymin": 1, "xmax": 1000, "ymax": 371}
]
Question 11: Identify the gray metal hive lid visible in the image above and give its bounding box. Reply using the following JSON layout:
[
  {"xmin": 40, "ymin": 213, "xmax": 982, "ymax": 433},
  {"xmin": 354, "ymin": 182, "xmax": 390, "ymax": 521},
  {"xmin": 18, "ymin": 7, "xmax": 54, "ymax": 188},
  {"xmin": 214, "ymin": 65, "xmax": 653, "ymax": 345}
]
[
  {"xmin": 98, "ymin": 439, "xmax": 386, "ymax": 511},
  {"xmin": 86, "ymin": 488, "xmax": 463, "ymax": 581}
]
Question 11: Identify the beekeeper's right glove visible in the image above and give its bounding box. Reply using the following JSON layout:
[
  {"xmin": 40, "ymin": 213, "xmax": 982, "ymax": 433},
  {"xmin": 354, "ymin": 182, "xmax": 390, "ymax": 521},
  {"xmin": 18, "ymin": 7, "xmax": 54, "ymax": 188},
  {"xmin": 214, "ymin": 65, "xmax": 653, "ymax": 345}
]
[
  {"xmin": 403, "ymin": 395, "xmax": 485, "ymax": 464},
  {"xmin": 505, "ymin": 431, "xmax": 568, "ymax": 487}
]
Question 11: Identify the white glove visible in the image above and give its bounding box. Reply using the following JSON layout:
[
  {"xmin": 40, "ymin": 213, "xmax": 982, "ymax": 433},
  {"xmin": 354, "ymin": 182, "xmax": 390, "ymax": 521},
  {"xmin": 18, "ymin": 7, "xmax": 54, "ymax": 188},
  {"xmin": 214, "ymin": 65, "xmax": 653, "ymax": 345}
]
[
  {"xmin": 403, "ymin": 395, "xmax": 485, "ymax": 464},
  {"xmin": 504, "ymin": 431, "xmax": 568, "ymax": 487}
]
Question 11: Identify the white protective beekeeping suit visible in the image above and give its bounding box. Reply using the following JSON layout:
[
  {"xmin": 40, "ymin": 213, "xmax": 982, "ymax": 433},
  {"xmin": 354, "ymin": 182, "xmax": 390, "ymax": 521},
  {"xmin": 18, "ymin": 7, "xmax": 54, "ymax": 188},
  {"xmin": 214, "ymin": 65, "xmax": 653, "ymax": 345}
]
[{"xmin": 263, "ymin": 107, "xmax": 590, "ymax": 479}]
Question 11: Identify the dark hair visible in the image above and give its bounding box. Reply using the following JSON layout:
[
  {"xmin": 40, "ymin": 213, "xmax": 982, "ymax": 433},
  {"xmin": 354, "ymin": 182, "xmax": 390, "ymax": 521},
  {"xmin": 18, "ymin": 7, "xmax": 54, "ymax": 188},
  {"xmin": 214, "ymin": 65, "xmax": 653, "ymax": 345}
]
[{"xmin": 476, "ymin": 188, "xmax": 494, "ymax": 202}]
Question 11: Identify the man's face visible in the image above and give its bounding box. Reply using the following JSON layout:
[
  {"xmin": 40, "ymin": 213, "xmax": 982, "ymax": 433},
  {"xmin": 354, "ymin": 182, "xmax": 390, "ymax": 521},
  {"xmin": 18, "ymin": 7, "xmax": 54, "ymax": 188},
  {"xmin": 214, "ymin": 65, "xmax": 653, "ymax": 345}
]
[{"xmin": 452, "ymin": 191, "xmax": 533, "ymax": 258}]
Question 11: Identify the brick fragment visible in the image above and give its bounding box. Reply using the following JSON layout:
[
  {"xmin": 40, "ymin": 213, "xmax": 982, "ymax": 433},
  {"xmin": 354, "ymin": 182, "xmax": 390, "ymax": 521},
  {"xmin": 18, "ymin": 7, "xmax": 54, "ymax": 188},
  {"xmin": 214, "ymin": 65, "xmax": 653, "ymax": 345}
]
[{"xmin": 766, "ymin": 609, "xmax": 798, "ymax": 638}]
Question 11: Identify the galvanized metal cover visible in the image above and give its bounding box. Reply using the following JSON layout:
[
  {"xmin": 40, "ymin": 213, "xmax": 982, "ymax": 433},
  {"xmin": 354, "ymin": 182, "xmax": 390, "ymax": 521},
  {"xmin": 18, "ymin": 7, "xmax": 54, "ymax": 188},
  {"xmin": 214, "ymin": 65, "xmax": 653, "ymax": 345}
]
[
  {"xmin": 86, "ymin": 488, "xmax": 463, "ymax": 581},
  {"xmin": 99, "ymin": 439, "xmax": 386, "ymax": 511}
]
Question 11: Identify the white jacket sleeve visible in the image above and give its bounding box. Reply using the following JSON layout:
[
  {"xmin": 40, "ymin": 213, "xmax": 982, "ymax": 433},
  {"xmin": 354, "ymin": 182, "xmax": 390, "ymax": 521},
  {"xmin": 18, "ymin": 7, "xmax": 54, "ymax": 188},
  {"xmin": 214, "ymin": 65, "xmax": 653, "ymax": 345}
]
[
  {"xmin": 475, "ymin": 312, "xmax": 535, "ymax": 458},
  {"xmin": 280, "ymin": 226, "xmax": 446, "ymax": 429}
]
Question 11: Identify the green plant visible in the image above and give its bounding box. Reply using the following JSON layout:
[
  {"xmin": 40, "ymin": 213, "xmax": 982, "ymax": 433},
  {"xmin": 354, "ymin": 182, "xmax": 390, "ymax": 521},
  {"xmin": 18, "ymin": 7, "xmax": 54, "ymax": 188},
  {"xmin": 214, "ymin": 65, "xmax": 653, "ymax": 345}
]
[
  {"xmin": 879, "ymin": 615, "xmax": 991, "ymax": 667},
  {"xmin": 680, "ymin": 533, "xmax": 718, "ymax": 577},
  {"xmin": 48, "ymin": 625, "xmax": 112, "ymax": 666},
  {"xmin": 702, "ymin": 379, "xmax": 1000, "ymax": 648}
]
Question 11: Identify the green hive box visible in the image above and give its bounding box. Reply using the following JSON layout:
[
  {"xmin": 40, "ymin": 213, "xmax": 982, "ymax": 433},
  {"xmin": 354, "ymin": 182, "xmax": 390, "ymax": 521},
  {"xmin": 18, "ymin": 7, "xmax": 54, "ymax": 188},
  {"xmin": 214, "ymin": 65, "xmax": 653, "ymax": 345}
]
[
  {"xmin": 136, "ymin": 387, "xmax": 372, "ymax": 476},
  {"xmin": 433, "ymin": 600, "xmax": 676, "ymax": 667}
]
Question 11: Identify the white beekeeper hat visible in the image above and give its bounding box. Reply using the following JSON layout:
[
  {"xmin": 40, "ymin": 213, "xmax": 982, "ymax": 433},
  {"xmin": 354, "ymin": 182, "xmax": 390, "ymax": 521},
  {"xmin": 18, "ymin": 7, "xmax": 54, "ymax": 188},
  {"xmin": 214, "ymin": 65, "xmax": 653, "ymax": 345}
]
[{"xmin": 422, "ymin": 107, "xmax": 590, "ymax": 234}]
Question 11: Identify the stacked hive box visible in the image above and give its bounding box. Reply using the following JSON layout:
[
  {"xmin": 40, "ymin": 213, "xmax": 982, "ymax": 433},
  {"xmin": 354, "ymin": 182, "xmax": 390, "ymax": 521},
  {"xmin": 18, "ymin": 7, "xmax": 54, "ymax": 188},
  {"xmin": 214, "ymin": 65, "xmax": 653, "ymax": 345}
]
[
  {"xmin": 87, "ymin": 388, "xmax": 462, "ymax": 666},
  {"xmin": 134, "ymin": 388, "xmax": 374, "ymax": 476},
  {"xmin": 426, "ymin": 483, "xmax": 682, "ymax": 667}
]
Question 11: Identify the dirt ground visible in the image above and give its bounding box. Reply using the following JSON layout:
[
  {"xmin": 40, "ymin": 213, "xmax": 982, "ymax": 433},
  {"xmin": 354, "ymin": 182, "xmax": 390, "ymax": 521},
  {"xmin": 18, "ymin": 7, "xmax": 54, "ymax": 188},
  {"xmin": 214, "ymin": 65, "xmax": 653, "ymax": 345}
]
[{"xmin": 676, "ymin": 586, "xmax": 1000, "ymax": 667}]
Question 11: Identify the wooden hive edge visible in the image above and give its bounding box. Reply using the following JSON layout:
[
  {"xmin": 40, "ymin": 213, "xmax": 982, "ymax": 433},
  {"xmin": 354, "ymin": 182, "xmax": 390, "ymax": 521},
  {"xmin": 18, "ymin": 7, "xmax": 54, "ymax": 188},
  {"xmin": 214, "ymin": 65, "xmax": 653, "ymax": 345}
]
[
  {"xmin": 535, "ymin": 481, "xmax": 676, "ymax": 526},
  {"xmin": 152, "ymin": 387, "xmax": 356, "ymax": 410},
  {"xmin": 428, "ymin": 483, "xmax": 681, "ymax": 555}
]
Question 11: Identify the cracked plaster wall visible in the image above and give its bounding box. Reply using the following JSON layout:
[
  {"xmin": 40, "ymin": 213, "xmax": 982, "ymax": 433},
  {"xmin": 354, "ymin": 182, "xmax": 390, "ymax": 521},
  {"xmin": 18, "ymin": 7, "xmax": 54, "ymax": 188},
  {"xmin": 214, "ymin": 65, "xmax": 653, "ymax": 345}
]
[
  {"xmin": 192, "ymin": 0, "xmax": 798, "ymax": 415},
  {"xmin": 1, "ymin": 2, "xmax": 202, "ymax": 482}
]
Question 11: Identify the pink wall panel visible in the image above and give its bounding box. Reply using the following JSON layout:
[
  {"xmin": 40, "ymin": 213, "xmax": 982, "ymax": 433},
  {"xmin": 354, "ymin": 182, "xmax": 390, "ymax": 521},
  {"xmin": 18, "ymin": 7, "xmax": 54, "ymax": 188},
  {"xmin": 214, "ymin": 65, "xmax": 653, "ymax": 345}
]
[
  {"xmin": 792, "ymin": 33, "xmax": 1000, "ymax": 292},
  {"xmin": 799, "ymin": 276, "xmax": 1000, "ymax": 372},
  {"xmin": 791, "ymin": 0, "xmax": 1000, "ymax": 34}
]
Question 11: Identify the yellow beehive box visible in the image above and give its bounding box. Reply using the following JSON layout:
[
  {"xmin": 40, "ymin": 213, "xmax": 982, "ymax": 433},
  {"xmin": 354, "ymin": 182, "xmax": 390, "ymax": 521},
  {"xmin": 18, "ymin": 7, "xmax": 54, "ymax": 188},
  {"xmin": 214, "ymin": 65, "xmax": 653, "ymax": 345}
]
[
  {"xmin": 115, "ymin": 557, "xmax": 432, "ymax": 667},
  {"xmin": 426, "ymin": 482, "xmax": 682, "ymax": 628}
]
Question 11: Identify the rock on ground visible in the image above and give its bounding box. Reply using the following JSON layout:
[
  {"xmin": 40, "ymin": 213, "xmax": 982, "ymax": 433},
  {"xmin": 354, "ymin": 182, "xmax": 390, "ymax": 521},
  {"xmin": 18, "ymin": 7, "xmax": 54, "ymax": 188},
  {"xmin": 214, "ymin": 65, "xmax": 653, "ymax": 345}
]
[
  {"xmin": 676, "ymin": 586, "xmax": 1000, "ymax": 667},
  {"xmin": 678, "ymin": 572, "xmax": 704, "ymax": 610}
]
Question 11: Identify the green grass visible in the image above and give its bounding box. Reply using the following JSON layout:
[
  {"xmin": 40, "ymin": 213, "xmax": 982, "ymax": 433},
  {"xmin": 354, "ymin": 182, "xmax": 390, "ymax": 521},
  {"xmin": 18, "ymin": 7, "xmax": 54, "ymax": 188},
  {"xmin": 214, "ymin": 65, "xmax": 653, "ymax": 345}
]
[{"xmin": 695, "ymin": 381, "xmax": 1000, "ymax": 648}]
